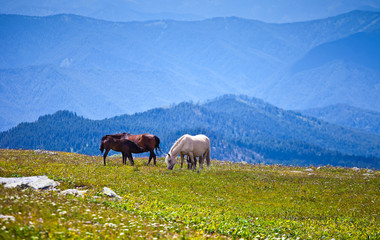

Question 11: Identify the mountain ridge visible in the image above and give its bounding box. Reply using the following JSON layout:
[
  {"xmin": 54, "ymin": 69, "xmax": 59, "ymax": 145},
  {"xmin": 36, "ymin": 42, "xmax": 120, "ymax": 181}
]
[
  {"xmin": 1, "ymin": 11, "xmax": 380, "ymax": 130},
  {"xmin": 291, "ymin": 31, "xmax": 380, "ymax": 73},
  {"xmin": 1, "ymin": 0, "xmax": 379, "ymax": 23},
  {"xmin": 1, "ymin": 95, "xmax": 379, "ymax": 169},
  {"xmin": 301, "ymin": 104, "xmax": 380, "ymax": 135}
]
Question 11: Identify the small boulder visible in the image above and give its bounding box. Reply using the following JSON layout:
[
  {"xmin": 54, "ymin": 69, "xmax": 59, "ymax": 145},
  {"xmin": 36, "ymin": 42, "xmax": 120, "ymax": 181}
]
[
  {"xmin": 0, "ymin": 215, "xmax": 15, "ymax": 222},
  {"xmin": 28, "ymin": 176, "xmax": 59, "ymax": 190},
  {"xmin": 34, "ymin": 150, "xmax": 58, "ymax": 155},
  {"xmin": 60, "ymin": 189, "xmax": 87, "ymax": 197},
  {"xmin": 102, "ymin": 187, "xmax": 121, "ymax": 199},
  {"xmin": 363, "ymin": 173, "xmax": 373, "ymax": 176},
  {"xmin": 0, "ymin": 176, "xmax": 59, "ymax": 190}
]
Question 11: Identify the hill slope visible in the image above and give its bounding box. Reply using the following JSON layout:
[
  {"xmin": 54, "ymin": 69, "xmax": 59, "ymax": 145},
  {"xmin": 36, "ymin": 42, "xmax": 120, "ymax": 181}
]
[
  {"xmin": 301, "ymin": 104, "xmax": 380, "ymax": 135},
  {"xmin": 1, "ymin": 149, "xmax": 379, "ymax": 239},
  {"xmin": 1, "ymin": 95, "xmax": 379, "ymax": 168},
  {"xmin": 260, "ymin": 30, "xmax": 380, "ymax": 111},
  {"xmin": 1, "ymin": 11, "xmax": 380, "ymax": 130}
]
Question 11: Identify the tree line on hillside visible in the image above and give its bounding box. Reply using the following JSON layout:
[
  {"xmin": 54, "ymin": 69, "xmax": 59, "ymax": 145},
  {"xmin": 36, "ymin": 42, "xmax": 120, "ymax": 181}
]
[{"xmin": 1, "ymin": 97, "xmax": 380, "ymax": 169}]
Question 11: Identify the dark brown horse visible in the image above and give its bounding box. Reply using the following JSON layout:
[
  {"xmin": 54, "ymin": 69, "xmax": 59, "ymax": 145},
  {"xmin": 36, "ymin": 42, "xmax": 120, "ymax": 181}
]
[
  {"xmin": 101, "ymin": 133, "xmax": 162, "ymax": 165},
  {"xmin": 99, "ymin": 135, "xmax": 145, "ymax": 166}
]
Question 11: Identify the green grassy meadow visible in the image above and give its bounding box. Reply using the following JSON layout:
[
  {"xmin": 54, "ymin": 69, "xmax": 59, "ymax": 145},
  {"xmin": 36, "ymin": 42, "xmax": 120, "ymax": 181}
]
[{"xmin": 0, "ymin": 149, "xmax": 379, "ymax": 239}]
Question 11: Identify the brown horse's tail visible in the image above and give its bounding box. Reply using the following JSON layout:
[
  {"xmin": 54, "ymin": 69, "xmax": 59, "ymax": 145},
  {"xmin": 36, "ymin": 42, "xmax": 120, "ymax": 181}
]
[
  {"xmin": 154, "ymin": 136, "xmax": 163, "ymax": 156},
  {"xmin": 100, "ymin": 141, "xmax": 104, "ymax": 153}
]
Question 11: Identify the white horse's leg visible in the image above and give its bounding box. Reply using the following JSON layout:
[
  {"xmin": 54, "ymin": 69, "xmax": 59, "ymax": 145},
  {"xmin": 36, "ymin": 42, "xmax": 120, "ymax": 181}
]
[
  {"xmin": 188, "ymin": 157, "xmax": 197, "ymax": 169},
  {"xmin": 199, "ymin": 154, "xmax": 205, "ymax": 170},
  {"xmin": 180, "ymin": 153, "xmax": 184, "ymax": 169},
  {"xmin": 188, "ymin": 153, "xmax": 196, "ymax": 170}
]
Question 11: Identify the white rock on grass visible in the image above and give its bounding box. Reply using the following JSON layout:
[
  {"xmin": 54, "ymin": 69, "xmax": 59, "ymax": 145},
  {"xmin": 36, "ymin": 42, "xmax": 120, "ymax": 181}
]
[
  {"xmin": 28, "ymin": 177, "xmax": 59, "ymax": 190},
  {"xmin": 102, "ymin": 187, "xmax": 121, "ymax": 199},
  {"xmin": 0, "ymin": 176, "xmax": 59, "ymax": 190},
  {"xmin": 0, "ymin": 215, "xmax": 15, "ymax": 222},
  {"xmin": 34, "ymin": 150, "xmax": 58, "ymax": 155},
  {"xmin": 60, "ymin": 189, "xmax": 88, "ymax": 197},
  {"xmin": 104, "ymin": 222, "xmax": 118, "ymax": 228}
]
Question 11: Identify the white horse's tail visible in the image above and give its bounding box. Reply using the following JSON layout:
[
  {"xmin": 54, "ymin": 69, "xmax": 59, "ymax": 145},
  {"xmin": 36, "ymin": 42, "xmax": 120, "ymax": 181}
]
[{"xmin": 205, "ymin": 148, "xmax": 211, "ymax": 167}]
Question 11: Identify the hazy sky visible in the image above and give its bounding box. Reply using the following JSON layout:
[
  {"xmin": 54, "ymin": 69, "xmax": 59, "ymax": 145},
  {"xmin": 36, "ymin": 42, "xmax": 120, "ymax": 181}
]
[
  {"xmin": 129, "ymin": 0, "xmax": 380, "ymax": 22},
  {"xmin": 1, "ymin": 0, "xmax": 380, "ymax": 23}
]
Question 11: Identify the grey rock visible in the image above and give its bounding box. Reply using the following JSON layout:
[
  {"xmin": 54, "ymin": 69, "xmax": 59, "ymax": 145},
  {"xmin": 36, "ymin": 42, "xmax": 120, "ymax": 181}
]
[
  {"xmin": 34, "ymin": 150, "xmax": 58, "ymax": 155},
  {"xmin": 0, "ymin": 176, "xmax": 59, "ymax": 190},
  {"xmin": 363, "ymin": 173, "xmax": 374, "ymax": 176},
  {"xmin": 60, "ymin": 189, "xmax": 88, "ymax": 197},
  {"xmin": 102, "ymin": 187, "xmax": 121, "ymax": 199},
  {"xmin": 0, "ymin": 215, "xmax": 15, "ymax": 222}
]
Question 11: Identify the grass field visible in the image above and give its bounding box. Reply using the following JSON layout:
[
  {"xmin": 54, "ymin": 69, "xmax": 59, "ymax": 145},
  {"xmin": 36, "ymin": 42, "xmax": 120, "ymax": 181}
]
[{"xmin": 0, "ymin": 149, "xmax": 379, "ymax": 239}]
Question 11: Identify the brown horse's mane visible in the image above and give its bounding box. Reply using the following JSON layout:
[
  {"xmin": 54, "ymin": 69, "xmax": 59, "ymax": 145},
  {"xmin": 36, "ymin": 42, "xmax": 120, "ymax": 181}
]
[{"xmin": 101, "ymin": 132, "xmax": 131, "ymax": 141}]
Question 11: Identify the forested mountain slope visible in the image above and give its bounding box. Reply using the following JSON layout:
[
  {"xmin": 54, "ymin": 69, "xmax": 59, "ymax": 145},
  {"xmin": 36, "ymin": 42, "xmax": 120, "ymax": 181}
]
[
  {"xmin": 301, "ymin": 104, "xmax": 380, "ymax": 135},
  {"xmin": 1, "ymin": 95, "xmax": 379, "ymax": 168}
]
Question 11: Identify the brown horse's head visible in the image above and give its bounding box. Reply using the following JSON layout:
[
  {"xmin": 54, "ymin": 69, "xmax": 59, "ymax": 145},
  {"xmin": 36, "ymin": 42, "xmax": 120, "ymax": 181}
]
[{"xmin": 100, "ymin": 135, "xmax": 110, "ymax": 153}]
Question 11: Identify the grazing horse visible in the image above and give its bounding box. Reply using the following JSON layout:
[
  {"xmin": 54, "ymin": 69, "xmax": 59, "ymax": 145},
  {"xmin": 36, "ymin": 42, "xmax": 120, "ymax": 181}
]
[
  {"xmin": 102, "ymin": 132, "xmax": 162, "ymax": 165},
  {"xmin": 99, "ymin": 135, "xmax": 145, "ymax": 166},
  {"xmin": 165, "ymin": 134, "xmax": 211, "ymax": 170}
]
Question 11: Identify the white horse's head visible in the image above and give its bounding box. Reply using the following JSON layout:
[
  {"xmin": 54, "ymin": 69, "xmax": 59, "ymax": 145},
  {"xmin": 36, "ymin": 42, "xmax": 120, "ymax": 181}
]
[{"xmin": 165, "ymin": 153, "xmax": 176, "ymax": 170}]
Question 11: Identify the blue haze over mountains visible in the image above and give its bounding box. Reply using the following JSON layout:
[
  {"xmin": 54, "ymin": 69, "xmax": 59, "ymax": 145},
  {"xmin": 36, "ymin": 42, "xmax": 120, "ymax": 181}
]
[
  {"xmin": 1, "ymin": 0, "xmax": 380, "ymax": 23},
  {"xmin": 301, "ymin": 104, "xmax": 380, "ymax": 136},
  {"xmin": 1, "ymin": 1, "xmax": 380, "ymax": 167},
  {"xmin": 1, "ymin": 10, "xmax": 380, "ymax": 131}
]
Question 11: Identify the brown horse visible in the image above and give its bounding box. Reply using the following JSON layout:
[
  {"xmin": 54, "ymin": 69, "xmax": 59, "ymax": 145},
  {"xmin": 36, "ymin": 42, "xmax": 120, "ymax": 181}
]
[
  {"xmin": 101, "ymin": 133, "xmax": 162, "ymax": 165},
  {"xmin": 99, "ymin": 135, "xmax": 145, "ymax": 166}
]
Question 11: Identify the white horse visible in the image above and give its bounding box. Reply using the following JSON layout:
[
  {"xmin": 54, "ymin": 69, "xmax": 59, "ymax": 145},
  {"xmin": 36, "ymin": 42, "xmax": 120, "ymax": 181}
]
[{"xmin": 165, "ymin": 134, "xmax": 211, "ymax": 170}]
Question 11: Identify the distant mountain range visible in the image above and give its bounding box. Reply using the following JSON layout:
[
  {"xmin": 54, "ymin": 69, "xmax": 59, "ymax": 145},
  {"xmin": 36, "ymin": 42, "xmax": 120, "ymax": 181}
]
[
  {"xmin": 1, "ymin": 95, "xmax": 379, "ymax": 169},
  {"xmin": 301, "ymin": 104, "xmax": 380, "ymax": 135},
  {"xmin": 262, "ymin": 31, "xmax": 380, "ymax": 110},
  {"xmin": 1, "ymin": 0, "xmax": 379, "ymax": 23},
  {"xmin": 1, "ymin": 11, "xmax": 380, "ymax": 131}
]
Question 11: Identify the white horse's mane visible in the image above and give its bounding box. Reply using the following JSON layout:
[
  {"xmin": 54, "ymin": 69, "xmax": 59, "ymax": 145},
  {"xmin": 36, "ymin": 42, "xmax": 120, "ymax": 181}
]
[{"xmin": 169, "ymin": 134, "xmax": 188, "ymax": 154}]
